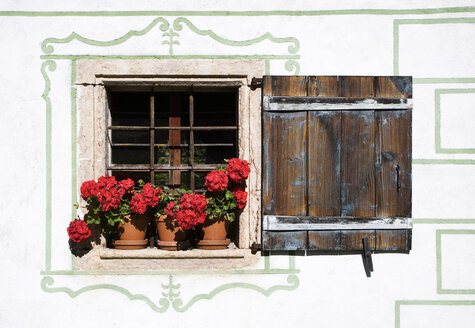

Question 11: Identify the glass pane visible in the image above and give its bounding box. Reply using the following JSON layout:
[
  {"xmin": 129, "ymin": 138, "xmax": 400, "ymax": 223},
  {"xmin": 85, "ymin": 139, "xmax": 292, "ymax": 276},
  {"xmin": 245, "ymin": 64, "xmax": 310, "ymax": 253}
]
[
  {"xmin": 111, "ymin": 171, "xmax": 150, "ymax": 183},
  {"xmin": 194, "ymin": 146, "xmax": 236, "ymax": 165},
  {"xmin": 155, "ymin": 92, "xmax": 190, "ymax": 127},
  {"xmin": 110, "ymin": 92, "xmax": 150, "ymax": 126},
  {"xmin": 154, "ymin": 171, "xmax": 169, "ymax": 187},
  {"xmin": 194, "ymin": 171, "xmax": 211, "ymax": 190},
  {"xmin": 110, "ymin": 130, "xmax": 150, "ymax": 165},
  {"xmin": 155, "ymin": 131, "xmax": 190, "ymax": 166},
  {"xmin": 111, "ymin": 146, "xmax": 149, "ymax": 164},
  {"xmin": 194, "ymin": 91, "xmax": 237, "ymax": 126}
]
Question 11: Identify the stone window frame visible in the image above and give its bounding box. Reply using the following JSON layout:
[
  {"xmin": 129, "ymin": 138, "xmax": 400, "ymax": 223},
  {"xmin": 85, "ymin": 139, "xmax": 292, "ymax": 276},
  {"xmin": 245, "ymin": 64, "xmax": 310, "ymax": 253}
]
[{"xmin": 76, "ymin": 59, "xmax": 263, "ymax": 270}]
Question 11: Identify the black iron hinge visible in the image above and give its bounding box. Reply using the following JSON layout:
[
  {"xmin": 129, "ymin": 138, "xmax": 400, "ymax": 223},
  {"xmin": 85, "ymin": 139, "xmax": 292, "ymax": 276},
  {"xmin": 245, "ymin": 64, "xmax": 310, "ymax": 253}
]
[{"xmin": 250, "ymin": 77, "xmax": 262, "ymax": 90}]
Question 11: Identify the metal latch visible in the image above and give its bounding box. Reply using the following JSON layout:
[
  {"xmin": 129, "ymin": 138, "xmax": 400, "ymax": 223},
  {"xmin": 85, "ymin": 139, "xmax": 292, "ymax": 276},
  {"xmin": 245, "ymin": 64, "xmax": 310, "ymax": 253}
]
[
  {"xmin": 362, "ymin": 237, "xmax": 374, "ymax": 277},
  {"xmin": 250, "ymin": 77, "xmax": 262, "ymax": 90},
  {"xmin": 251, "ymin": 242, "xmax": 262, "ymax": 254}
]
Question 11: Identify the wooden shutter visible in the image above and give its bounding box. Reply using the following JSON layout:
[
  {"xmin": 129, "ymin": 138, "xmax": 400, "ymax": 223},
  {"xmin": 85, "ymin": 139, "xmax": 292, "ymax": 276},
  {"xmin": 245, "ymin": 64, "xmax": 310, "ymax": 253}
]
[{"xmin": 262, "ymin": 76, "xmax": 412, "ymax": 252}]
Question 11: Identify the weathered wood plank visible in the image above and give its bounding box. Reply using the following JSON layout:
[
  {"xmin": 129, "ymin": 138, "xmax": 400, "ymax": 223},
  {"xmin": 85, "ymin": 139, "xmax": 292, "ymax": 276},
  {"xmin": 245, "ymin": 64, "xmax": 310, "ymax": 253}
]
[
  {"xmin": 262, "ymin": 76, "xmax": 308, "ymax": 97},
  {"xmin": 263, "ymin": 215, "xmax": 412, "ymax": 230},
  {"xmin": 262, "ymin": 231, "xmax": 307, "ymax": 251},
  {"xmin": 340, "ymin": 230, "xmax": 376, "ymax": 251},
  {"xmin": 339, "ymin": 76, "xmax": 376, "ymax": 98},
  {"xmin": 376, "ymin": 229, "xmax": 411, "ymax": 251},
  {"xmin": 375, "ymin": 110, "xmax": 412, "ymax": 217},
  {"xmin": 308, "ymin": 231, "xmax": 341, "ymax": 250},
  {"xmin": 341, "ymin": 111, "xmax": 376, "ymax": 216},
  {"xmin": 308, "ymin": 111, "xmax": 341, "ymax": 216},
  {"xmin": 376, "ymin": 77, "xmax": 412, "ymax": 98},
  {"xmin": 262, "ymin": 111, "xmax": 307, "ymax": 216},
  {"xmin": 307, "ymin": 76, "xmax": 339, "ymax": 97},
  {"xmin": 263, "ymin": 96, "xmax": 412, "ymax": 111}
]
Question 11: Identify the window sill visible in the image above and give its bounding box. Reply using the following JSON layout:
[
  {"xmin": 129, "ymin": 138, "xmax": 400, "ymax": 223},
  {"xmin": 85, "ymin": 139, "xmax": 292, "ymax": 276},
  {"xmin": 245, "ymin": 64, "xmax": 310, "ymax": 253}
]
[{"xmin": 75, "ymin": 245, "xmax": 260, "ymax": 271}]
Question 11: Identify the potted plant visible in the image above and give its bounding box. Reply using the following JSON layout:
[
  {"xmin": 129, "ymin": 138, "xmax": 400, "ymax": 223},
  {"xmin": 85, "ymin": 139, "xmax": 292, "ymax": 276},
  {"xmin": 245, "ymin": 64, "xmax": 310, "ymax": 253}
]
[
  {"xmin": 159, "ymin": 190, "xmax": 207, "ymax": 250},
  {"xmin": 77, "ymin": 175, "xmax": 162, "ymax": 250},
  {"xmin": 198, "ymin": 158, "xmax": 250, "ymax": 250}
]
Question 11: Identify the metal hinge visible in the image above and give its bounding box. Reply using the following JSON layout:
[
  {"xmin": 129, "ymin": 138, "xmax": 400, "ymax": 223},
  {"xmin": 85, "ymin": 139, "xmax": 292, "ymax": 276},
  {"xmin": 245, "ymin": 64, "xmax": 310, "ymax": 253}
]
[
  {"xmin": 362, "ymin": 237, "xmax": 374, "ymax": 277},
  {"xmin": 250, "ymin": 77, "xmax": 262, "ymax": 90},
  {"xmin": 251, "ymin": 242, "xmax": 262, "ymax": 254}
]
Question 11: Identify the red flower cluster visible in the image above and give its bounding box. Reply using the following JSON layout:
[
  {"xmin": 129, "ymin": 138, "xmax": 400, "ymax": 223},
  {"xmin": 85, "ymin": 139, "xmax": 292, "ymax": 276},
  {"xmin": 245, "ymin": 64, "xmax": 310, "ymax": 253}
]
[
  {"xmin": 80, "ymin": 175, "xmax": 137, "ymax": 212},
  {"xmin": 226, "ymin": 158, "xmax": 250, "ymax": 184},
  {"xmin": 231, "ymin": 187, "xmax": 248, "ymax": 209},
  {"xmin": 166, "ymin": 193, "xmax": 207, "ymax": 230},
  {"xmin": 204, "ymin": 170, "xmax": 229, "ymax": 192},
  {"xmin": 80, "ymin": 180, "xmax": 99, "ymax": 198},
  {"xmin": 130, "ymin": 183, "xmax": 162, "ymax": 214},
  {"xmin": 67, "ymin": 220, "xmax": 91, "ymax": 243}
]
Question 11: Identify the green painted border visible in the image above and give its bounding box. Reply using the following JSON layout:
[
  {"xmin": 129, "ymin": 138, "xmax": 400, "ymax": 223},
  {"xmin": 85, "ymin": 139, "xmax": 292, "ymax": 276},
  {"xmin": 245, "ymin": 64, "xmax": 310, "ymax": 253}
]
[
  {"xmin": 41, "ymin": 274, "xmax": 299, "ymax": 313},
  {"xmin": 395, "ymin": 300, "xmax": 475, "ymax": 328},
  {"xmin": 413, "ymin": 158, "xmax": 475, "ymax": 165},
  {"xmin": 434, "ymin": 89, "xmax": 475, "ymax": 154},
  {"xmin": 2, "ymin": 7, "xmax": 475, "ymax": 16},
  {"xmin": 436, "ymin": 229, "xmax": 475, "ymax": 294},
  {"xmin": 414, "ymin": 218, "xmax": 475, "ymax": 224},
  {"xmin": 393, "ymin": 17, "xmax": 475, "ymax": 82}
]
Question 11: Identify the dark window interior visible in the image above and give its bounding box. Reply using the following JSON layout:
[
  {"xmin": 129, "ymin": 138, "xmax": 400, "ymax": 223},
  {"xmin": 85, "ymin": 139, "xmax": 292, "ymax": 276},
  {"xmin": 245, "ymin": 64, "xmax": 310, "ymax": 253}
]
[{"xmin": 107, "ymin": 88, "xmax": 238, "ymax": 192}]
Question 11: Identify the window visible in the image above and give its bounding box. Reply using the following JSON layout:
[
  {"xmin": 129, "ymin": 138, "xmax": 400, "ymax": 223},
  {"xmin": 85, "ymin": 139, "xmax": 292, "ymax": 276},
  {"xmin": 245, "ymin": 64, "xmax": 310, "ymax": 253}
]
[
  {"xmin": 75, "ymin": 59, "xmax": 263, "ymax": 270},
  {"xmin": 107, "ymin": 88, "xmax": 238, "ymax": 191},
  {"xmin": 261, "ymin": 76, "xmax": 413, "ymax": 253}
]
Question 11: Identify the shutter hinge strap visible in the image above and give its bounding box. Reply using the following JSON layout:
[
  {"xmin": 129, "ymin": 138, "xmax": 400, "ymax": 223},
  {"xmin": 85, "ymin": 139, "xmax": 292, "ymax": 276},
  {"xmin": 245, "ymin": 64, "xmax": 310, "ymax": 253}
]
[
  {"xmin": 362, "ymin": 237, "xmax": 374, "ymax": 277},
  {"xmin": 250, "ymin": 77, "xmax": 262, "ymax": 90}
]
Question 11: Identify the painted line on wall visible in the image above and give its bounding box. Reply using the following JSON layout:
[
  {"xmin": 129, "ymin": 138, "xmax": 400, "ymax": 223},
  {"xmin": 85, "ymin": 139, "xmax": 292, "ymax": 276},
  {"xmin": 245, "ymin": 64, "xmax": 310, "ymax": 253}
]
[
  {"xmin": 395, "ymin": 300, "xmax": 475, "ymax": 328},
  {"xmin": 436, "ymin": 229, "xmax": 475, "ymax": 294},
  {"xmin": 434, "ymin": 88, "xmax": 475, "ymax": 154},
  {"xmin": 412, "ymin": 159, "xmax": 475, "ymax": 165},
  {"xmin": 2, "ymin": 7, "xmax": 475, "ymax": 16},
  {"xmin": 393, "ymin": 17, "xmax": 475, "ymax": 81}
]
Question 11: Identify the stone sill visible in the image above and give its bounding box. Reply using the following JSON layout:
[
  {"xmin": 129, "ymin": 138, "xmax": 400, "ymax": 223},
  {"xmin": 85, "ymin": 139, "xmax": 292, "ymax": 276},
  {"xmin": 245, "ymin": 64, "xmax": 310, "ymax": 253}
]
[
  {"xmin": 75, "ymin": 245, "xmax": 260, "ymax": 271},
  {"xmin": 100, "ymin": 246, "xmax": 247, "ymax": 260}
]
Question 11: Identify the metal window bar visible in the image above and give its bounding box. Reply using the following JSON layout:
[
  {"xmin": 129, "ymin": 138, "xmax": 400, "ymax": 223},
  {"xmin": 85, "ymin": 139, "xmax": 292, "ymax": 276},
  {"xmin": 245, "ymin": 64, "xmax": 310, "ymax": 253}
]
[{"xmin": 107, "ymin": 90, "xmax": 238, "ymax": 192}]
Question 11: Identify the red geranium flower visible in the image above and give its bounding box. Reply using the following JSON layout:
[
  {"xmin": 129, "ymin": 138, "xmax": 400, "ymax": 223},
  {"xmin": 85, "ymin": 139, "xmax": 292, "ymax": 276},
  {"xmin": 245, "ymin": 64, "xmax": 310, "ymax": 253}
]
[
  {"xmin": 204, "ymin": 170, "xmax": 229, "ymax": 192},
  {"xmin": 130, "ymin": 193, "xmax": 148, "ymax": 214},
  {"xmin": 67, "ymin": 220, "xmax": 91, "ymax": 243},
  {"xmin": 97, "ymin": 175, "xmax": 117, "ymax": 189},
  {"xmin": 141, "ymin": 183, "xmax": 162, "ymax": 207},
  {"xmin": 226, "ymin": 158, "xmax": 250, "ymax": 184},
  {"xmin": 80, "ymin": 180, "xmax": 99, "ymax": 199},
  {"xmin": 166, "ymin": 193, "xmax": 207, "ymax": 230},
  {"xmin": 119, "ymin": 178, "xmax": 135, "ymax": 191},
  {"xmin": 97, "ymin": 188, "xmax": 121, "ymax": 211},
  {"xmin": 231, "ymin": 187, "xmax": 248, "ymax": 209}
]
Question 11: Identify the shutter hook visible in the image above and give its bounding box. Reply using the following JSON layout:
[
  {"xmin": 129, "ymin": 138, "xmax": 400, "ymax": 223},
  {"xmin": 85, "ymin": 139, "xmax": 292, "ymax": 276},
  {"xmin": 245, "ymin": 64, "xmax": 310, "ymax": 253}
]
[{"xmin": 362, "ymin": 237, "xmax": 374, "ymax": 277}]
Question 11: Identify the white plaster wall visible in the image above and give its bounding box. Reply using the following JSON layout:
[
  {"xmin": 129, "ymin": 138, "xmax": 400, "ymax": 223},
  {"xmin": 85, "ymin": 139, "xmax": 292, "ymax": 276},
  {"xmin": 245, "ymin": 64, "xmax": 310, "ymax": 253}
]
[{"xmin": 2, "ymin": 1, "xmax": 475, "ymax": 327}]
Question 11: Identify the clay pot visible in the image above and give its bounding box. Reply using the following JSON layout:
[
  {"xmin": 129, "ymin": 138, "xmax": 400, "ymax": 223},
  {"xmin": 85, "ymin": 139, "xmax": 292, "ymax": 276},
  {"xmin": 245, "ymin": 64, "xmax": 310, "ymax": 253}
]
[
  {"xmin": 197, "ymin": 218, "xmax": 230, "ymax": 250},
  {"xmin": 155, "ymin": 215, "xmax": 189, "ymax": 250},
  {"xmin": 113, "ymin": 214, "xmax": 150, "ymax": 250}
]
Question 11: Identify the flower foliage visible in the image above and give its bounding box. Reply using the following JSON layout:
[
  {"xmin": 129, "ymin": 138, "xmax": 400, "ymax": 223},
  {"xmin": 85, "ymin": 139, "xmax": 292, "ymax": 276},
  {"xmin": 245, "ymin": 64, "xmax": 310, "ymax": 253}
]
[
  {"xmin": 67, "ymin": 219, "xmax": 91, "ymax": 243},
  {"xmin": 205, "ymin": 158, "xmax": 250, "ymax": 222},
  {"xmin": 165, "ymin": 192, "xmax": 207, "ymax": 230}
]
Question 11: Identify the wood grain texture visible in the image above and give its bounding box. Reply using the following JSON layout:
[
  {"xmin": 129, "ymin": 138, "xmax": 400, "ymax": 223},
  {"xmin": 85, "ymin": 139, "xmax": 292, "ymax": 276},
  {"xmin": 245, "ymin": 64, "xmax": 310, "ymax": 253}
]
[
  {"xmin": 307, "ymin": 76, "xmax": 339, "ymax": 97},
  {"xmin": 341, "ymin": 111, "xmax": 376, "ymax": 217},
  {"xmin": 375, "ymin": 110, "xmax": 412, "ymax": 217},
  {"xmin": 338, "ymin": 76, "xmax": 376, "ymax": 98},
  {"xmin": 340, "ymin": 230, "xmax": 376, "ymax": 251},
  {"xmin": 262, "ymin": 231, "xmax": 307, "ymax": 250},
  {"xmin": 308, "ymin": 231, "xmax": 341, "ymax": 250},
  {"xmin": 262, "ymin": 75, "xmax": 308, "ymax": 97},
  {"xmin": 169, "ymin": 93, "xmax": 181, "ymax": 185},
  {"xmin": 262, "ymin": 111, "xmax": 307, "ymax": 216},
  {"xmin": 308, "ymin": 111, "xmax": 341, "ymax": 216},
  {"xmin": 376, "ymin": 229, "xmax": 411, "ymax": 251}
]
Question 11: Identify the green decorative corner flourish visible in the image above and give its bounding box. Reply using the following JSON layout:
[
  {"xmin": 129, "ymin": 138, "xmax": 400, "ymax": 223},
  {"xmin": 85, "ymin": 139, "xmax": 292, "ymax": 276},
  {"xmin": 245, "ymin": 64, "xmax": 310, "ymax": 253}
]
[
  {"xmin": 41, "ymin": 17, "xmax": 170, "ymax": 54},
  {"xmin": 41, "ymin": 274, "xmax": 299, "ymax": 313}
]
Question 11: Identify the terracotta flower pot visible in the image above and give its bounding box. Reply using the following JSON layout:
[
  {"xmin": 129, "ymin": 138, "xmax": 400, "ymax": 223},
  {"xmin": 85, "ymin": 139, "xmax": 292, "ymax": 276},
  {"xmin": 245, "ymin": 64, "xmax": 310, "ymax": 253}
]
[
  {"xmin": 113, "ymin": 214, "xmax": 150, "ymax": 250},
  {"xmin": 197, "ymin": 218, "xmax": 230, "ymax": 250},
  {"xmin": 155, "ymin": 215, "xmax": 189, "ymax": 250}
]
